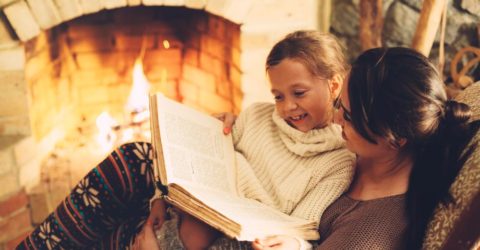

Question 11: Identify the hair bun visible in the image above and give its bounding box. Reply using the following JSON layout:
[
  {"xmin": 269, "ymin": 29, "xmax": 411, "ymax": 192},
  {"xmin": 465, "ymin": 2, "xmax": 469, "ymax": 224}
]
[{"xmin": 444, "ymin": 100, "xmax": 471, "ymax": 125}]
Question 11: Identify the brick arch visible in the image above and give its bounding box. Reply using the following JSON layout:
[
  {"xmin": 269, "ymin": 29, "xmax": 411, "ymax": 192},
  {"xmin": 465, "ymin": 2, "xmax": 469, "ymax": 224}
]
[{"xmin": 2, "ymin": 0, "xmax": 253, "ymax": 41}]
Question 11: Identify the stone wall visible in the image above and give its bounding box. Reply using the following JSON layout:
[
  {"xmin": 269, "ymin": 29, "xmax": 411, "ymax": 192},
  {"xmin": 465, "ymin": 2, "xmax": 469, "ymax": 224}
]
[{"xmin": 331, "ymin": 0, "xmax": 479, "ymax": 81}]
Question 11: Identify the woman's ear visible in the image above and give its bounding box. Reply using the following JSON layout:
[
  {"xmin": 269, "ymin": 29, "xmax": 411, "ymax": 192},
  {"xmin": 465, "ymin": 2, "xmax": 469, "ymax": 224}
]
[{"xmin": 329, "ymin": 74, "xmax": 343, "ymax": 99}]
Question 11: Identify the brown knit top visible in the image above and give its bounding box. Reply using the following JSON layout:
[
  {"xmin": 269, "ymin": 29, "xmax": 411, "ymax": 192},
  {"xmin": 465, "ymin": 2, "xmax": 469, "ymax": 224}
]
[{"xmin": 316, "ymin": 194, "xmax": 408, "ymax": 250}]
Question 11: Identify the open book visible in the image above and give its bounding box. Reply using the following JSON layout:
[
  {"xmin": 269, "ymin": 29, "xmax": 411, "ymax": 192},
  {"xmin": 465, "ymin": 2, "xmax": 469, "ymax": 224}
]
[{"xmin": 149, "ymin": 93, "xmax": 320, "ymax": 241}]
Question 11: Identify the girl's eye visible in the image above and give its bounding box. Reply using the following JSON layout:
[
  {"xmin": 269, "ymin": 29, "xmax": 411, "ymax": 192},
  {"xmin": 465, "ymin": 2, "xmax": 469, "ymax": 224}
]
[
  {"xmin": 274, "ymin": 95, "xmax": 283, "ymax": 101},
  {"xmin": 293, "ymin": 91, "xmax": 306, "ymax": 97}
]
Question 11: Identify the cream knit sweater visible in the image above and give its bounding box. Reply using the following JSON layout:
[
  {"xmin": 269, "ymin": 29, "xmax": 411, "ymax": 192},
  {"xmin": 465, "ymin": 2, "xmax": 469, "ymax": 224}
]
[{"xmin": 232, "ymin": 103, "xmax": 355, "ymax": 223}]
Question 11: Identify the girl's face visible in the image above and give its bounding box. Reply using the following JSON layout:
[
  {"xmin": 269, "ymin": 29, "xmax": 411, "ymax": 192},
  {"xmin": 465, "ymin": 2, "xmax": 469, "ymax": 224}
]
[
  {"xmin": 267, "ymin": 58, "xmax": 334, "ymax": 132},
  {"xmin": 335, "ymin": 78, "xmax": 395, "ymax": 159}
]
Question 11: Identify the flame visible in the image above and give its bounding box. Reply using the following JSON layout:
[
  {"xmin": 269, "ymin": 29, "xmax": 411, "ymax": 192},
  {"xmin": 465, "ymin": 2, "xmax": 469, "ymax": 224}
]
[
  {"xmin": 95, "ymin": 51, "xmax": 156, "ymax": 152},
  {"xmin": 163, "ymin": 40, "xmax": 170, "ymax": 49},
  {"xmin": 125, "ymin": 58, "xmax": 150, "ymax": 113},
  {"xmin": 96, "ymin": 111, "xmax": 118, "ymax": 152}
]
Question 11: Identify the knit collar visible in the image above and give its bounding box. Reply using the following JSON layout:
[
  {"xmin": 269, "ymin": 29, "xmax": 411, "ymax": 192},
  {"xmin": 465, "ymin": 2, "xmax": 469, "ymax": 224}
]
[{"xmin": 272, "ymin": 107, "xmax": 346, "ymax": 157}]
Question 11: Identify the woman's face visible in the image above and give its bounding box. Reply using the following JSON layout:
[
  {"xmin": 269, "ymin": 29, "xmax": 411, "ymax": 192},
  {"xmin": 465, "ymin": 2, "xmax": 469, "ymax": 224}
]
[
  {"xmin": 335, "ymin": 78, "xmax": 393, "ymax": 159},
  {"xmin": 267, "ymin": 58, "xmax": 334, "ymax": 132}
]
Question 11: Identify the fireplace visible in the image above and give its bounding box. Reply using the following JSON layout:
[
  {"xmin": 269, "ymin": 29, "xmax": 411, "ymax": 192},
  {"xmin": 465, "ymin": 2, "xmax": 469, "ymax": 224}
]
[
  {"xmin": 20, "ymin": 5, "xmax": 243, "ymax": 208},
  {"xmin": 27, "ymin": 6, "xmax": 241, "ymax": 135}
]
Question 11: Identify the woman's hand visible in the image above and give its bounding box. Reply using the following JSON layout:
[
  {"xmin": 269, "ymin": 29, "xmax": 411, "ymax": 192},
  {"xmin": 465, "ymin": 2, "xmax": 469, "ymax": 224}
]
[
  {"xmin": 132, "ymin": 220, "xmax": 160, "ymax": 250},
  {"xmin": 252, "ymin": 235, "xmax": 301, "ymax": 250},
  {"xmin": 212, "ymin": 112, "xmax": 237, "ymax": 134}
]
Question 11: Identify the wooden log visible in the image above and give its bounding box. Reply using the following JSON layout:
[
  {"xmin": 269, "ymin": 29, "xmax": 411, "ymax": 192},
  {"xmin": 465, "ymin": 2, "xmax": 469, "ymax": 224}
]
[
  {"xmin": 411, "ymin": 0, "xmax": 446, "ymax": 57},
  {"xmin": 359, "ymin": 0, "xmax": 383, "ymax": 51}
]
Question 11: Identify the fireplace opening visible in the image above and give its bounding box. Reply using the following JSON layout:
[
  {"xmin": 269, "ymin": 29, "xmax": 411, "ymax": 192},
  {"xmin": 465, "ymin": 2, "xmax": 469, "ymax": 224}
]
[{"xmin": 23, "ymin": 6, "xmax": 242, "ymax": 211}]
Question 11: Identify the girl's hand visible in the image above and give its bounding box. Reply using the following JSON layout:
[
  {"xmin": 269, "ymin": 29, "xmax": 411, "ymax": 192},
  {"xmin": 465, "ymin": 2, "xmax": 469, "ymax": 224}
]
[
  {"xmin": 252, "ymin": 235, "xmax": 301, "ymax": 250},
  {"xmin": 212, "ymin": 112, "xmax": 237, "ymax": 134},
  {"xmin": 132, "ymin": 220, "xmax": 160, "ymax": 250}
]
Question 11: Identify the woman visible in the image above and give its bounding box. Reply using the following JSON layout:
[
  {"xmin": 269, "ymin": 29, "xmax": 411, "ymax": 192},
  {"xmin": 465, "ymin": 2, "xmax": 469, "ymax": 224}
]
[{"xmin": 245, "ymin": 47, "xmax": 477, "ymax": 249}]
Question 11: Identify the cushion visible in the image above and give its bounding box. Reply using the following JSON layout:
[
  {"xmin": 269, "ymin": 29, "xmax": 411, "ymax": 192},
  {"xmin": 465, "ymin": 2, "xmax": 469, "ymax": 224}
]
[{"xmin": 423, "ymin": 82, "xmax": 480, "ymax": 249}]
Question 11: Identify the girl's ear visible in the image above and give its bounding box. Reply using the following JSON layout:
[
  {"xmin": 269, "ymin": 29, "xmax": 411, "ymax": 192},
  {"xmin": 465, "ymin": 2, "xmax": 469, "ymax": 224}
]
[{"xmin": 329, "ymin": 74, "xmax": 343, "ymax": 99}]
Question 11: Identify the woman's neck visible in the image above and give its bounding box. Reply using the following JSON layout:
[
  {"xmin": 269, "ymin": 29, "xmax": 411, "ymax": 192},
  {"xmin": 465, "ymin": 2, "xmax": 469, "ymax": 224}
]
[{"xmin": 347, "ymin": 154, "xmax": 413, "ymax": 201}]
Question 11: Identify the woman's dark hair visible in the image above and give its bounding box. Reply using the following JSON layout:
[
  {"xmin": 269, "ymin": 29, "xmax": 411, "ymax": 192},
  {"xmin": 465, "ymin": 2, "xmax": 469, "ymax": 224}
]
[{"xmin": 347, "ymin": 47, "xmax": 477, "ymax": 249}]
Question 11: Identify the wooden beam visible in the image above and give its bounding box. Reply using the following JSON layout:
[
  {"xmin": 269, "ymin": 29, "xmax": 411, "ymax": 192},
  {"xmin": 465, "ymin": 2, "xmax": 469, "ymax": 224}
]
[
  {"xmin": 411, "ymin": 0, "xmax": 446, "ymax": 57},
  {"xmin": 359, "ymin": 0, "xmax": 383, "ymax": 51}
]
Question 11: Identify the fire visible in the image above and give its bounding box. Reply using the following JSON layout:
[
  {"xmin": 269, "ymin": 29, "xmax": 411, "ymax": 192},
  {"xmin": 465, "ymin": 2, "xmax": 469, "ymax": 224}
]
[
  {"xmin": 96, "ymin": 111, "xmax": 118, "ymax": 152},
  {"xmin": 96, "ymin": 55, "xmax": 153, "ymax": 152},
  {"xmin": 125, "ymin": 58, "xmax": 150, "ymax": 113},
  {"xmin": 163, "ymin": 39, "xmax": 170, "ymax": 49}
]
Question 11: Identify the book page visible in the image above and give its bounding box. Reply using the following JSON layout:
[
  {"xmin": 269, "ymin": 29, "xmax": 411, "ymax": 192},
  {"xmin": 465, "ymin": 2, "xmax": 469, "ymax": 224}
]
[
  {"xmin": 170, "ymin": 182, "xmax": 319, "ymax": 241},
  {"xmin": 176, "ymin": 182, "xmax": 311, "ymax": 225},
  {"xmin": 152, "ymin": 94, "xmax": 237, "ymax": 195}
]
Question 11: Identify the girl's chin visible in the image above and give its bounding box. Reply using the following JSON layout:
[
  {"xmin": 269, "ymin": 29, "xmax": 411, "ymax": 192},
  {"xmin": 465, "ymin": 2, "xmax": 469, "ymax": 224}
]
[
  {"xmin": 294, "ymin": 125, "xmax": 312, "ymax": 133},
  {"xmin": 285, "ymin": 119, "xmax": 314, "ymax": 132}
]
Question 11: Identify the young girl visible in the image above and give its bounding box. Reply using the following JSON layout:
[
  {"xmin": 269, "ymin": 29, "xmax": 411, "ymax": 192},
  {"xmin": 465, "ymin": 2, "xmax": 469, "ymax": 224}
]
[
  {"xmin": 17, "ymin": 30, "xmax": 355, "ymax": 250},
  {"xmin": 152, "ymin": 30, "xmax": 356, "ymax": 249}
]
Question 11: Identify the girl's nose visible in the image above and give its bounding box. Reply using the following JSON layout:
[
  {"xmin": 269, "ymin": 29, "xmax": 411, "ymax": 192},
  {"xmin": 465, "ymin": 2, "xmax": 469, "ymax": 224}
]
[{"xmin": 284, "ymin": 98, "xmax": 298, "ymax": 111}]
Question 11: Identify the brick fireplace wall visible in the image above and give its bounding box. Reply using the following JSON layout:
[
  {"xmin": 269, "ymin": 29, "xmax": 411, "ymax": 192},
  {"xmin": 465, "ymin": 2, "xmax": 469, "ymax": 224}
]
[
  {"xmin": 0, "ymin": 0, "xmax": 320, "ymax": 247},
  {"xmin": 24, "ymin": 7, "xmax": 242, "ymax": 139}
]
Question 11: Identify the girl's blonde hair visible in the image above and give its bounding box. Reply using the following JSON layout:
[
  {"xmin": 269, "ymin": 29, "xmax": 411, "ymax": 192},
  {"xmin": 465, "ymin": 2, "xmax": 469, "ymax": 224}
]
[{"xmin": 266, "ymin": 30, "xmax": 348, "ymax": 79}]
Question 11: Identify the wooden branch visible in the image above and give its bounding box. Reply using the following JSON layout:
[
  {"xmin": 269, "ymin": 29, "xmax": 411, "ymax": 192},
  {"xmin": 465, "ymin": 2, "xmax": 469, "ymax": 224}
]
[
  {"xmin": 411, "ymin": 0, "xmax": 446, "ymax": 56},
  {"xmin": 438, "ymin": 0, "xmax": 447, "ymax": 79},
  {"xmin": 318, "ymin": 0, "xmax": 332, "ymax": 33},
  {"xmin": 359, "ymin": 0, "xmax": 383, "ymax": 51},
  {"xmin": 450, "ymin": 46, "xmax": 480, "ymax": 88}
]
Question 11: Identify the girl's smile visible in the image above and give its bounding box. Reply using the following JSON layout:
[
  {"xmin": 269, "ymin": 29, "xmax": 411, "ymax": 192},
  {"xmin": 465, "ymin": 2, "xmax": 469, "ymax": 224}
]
[{"xmin": 287, "ymin": 113, "xmax": 308, "ymax": 123}]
